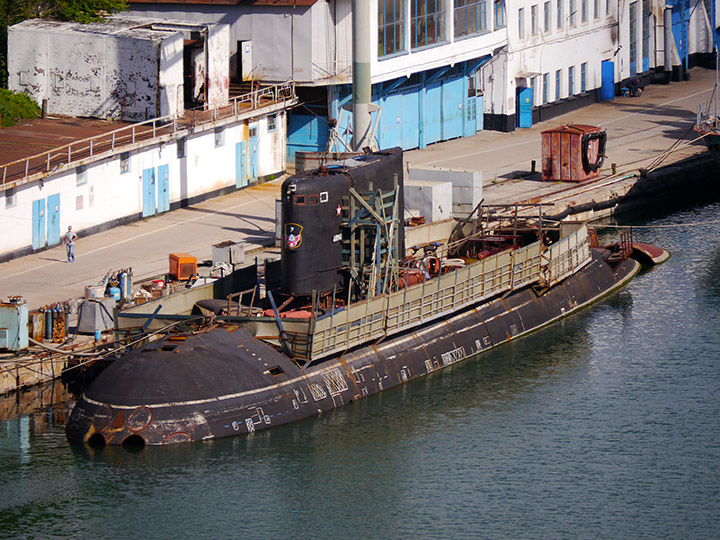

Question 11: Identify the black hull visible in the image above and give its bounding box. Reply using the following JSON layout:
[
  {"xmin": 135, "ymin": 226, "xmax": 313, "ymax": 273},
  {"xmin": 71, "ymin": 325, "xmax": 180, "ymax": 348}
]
[{"xmin": 66, "ymin": 251, "xmax": 640, "ymax": 446}]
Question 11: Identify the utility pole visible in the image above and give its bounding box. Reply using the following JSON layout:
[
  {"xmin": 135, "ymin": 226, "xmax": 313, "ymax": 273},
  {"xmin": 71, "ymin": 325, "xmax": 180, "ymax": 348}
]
[{"xmin": 352, "ymin": 0, "xmax": 371, "ymax": 151}]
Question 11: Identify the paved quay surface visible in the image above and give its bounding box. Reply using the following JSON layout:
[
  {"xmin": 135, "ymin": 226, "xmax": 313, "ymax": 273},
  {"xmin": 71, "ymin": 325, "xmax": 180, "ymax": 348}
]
[{"xmin": 0, "ymin": 67, "xmax": 716, "ymax": 311}]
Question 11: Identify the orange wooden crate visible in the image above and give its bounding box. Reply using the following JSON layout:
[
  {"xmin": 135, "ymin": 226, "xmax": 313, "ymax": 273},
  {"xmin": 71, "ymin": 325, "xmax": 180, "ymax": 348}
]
[{"xmin": 169, "ymin": 253, "xmax": 197, "ymax": 280}]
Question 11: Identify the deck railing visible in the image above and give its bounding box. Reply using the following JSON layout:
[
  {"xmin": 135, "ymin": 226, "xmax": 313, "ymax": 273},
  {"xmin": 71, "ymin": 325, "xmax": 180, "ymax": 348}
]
[
  {"xmin": 1, "ymin": 82, "xmax": 296, "ymax": 187},
  {"xmin": 307, "ymin": 224, "xmax": 592, "ymax": 361}
]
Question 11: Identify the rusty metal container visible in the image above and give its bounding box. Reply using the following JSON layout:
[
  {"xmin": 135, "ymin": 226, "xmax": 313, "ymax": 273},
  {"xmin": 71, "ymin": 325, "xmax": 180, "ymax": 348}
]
[
  {"xmin": 541, "ymin": 124, "xmax": 606, "ymax": 182},
  {"xmin": 169, "ymin": 253, "xmax": 197, "ymax": 281}
]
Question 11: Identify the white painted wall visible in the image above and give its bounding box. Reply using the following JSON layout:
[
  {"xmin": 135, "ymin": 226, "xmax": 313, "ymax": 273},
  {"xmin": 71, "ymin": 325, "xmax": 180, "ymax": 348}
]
[
  {"xmin": 208, "ymin": 24, "xmax": 230, "ymax": 108},
  {"xmin": 1, "ymin": 113, "xmax": 287, "ymax": 258},
  {"xmin": 9, "ymin": 20, "xmax": 173, "ymax": 121},
  {"xmin": 8, "ymin": 17, "xmax": 230, "ymax": 121}
]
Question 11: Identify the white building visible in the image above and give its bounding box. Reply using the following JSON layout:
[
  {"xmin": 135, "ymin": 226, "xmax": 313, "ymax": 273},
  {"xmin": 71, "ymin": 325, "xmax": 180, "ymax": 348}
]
[
  {"xmin": 2, "ymin": 16, "xmax": 297, "ymax": 260},
  {"xmin": 128, "ymin": 0, "xmax": 717, "ymax": 155},
  {"xmin": 8, "ymin": 17, "xmax": 230, "ymax": 121}
]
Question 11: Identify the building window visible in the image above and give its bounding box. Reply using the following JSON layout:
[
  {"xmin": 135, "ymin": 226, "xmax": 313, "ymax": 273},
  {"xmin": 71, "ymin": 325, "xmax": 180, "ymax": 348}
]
[
  {"xmin": 581, "ymin": 0, "xmax": 587, "ymax": 21},
  {"xmin": 5, "ymin": 187, "xmax": 16, "ymax": 209},
  {"xmin": 177, "ymin": 137, "xmax": 186, "ymax": 158},
  {"xmin": 569, "ymin": 0, "xmax": 576, "ymax": 25},
  {"xmin": 379, "ymin": 0, "xmax": 405, "ymax": 57},
  {"xmin": 531, "ymin": 5, "xmax": 538, "ymax": 34},
  {"xmin": 76, "ymin": 195, "xmax": 83, "ymax": 210},
  {"xmin": 518, "ymin": 7, "xmax": 525, "ymax": 38},
  {"xmin": 569, "ymin": 65, "xmax": 575, "ymax": 94},
  {"xmin": 120, "ymin": 152, "xmax": 130, "ymax": 174},
  {"xmin": 214, "ymin": 127, "xmax": 224, "ymax": 147},
  {"xmin": 581, "ymin": 62, "xmax": 587, "ymax": 92},
  {"xmin": 555, "ymin": 69, "xmax": 562, "ymax": 99},
  {"xmin": 412, "ymin": 0, "xmax": 445, "ymax": 49},
  {"xmin": 557, "ymin": 0, "xmax": 565, "ymax": 30},
  {"xmin": 594, "ymin": 0, "xmax": 600, "ymax": 18},
  {"xmin": 530, "ymin": 76, "xmax": 537, "ymax": 105},
  {"xmin": 455, "ymin": 0, "xmax": 487, "ymax": 38},
  {"xmin": 493, "ymin": 0, "xmax": 506, "ymax": 29},
  {"xmin": 268, "ymin": 114, "xmax": 277, "ymax": 132},
  {"xmin": 76, "ymin": 165, "xmax": 87, "ymax": 186},
  {"xmin": 542, "ymin": 73, "xmax": 549, "ymax": 103},
  {"xmin": 544, "ymin": 1, "xmax": 551, "ymax": 31}
]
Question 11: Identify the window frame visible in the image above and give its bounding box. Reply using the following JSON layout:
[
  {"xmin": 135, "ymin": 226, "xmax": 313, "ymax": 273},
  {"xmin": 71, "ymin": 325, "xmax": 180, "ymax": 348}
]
[
  {"xmin": 454, "ymin": 0, "xmax": 488, "ymax": 39},
  {"xmin": 544, "ymin": 1, "xmax": 551, "ymax": 32},
  {"xmin": 531, "ymin": 4, "xmax": 538, "ymax": 35},
  {"xmin": 76, "ymin": 165, "xmax": 87, "ymax": 187},
  {"xmin": 214, "ymin": 127, "xmax": 225, "ymax": 148},
  {"xmin": 5, "ymin": 187, "xmax": 16, "ymax": 209},
  {"xmin": 379, "ymin": 0, "xmax": 406, "ymax": 58},
  {"xmin": 411, "ymin": 0, "xmax": 446, "ymax": 50},
  {"xmin": 557, "ymin": 0, "xmax": 564, "ymax": 28},
  {"xmin": 493, "ymin": 0, "xmax": 506, "ymax": 29},
  {"xmin": 555, "ymin": 69, "xmax": 562, "ymax": 99},
  {"xmin": 120, "ymin": 151, "xmax": 130, "ymax": 174}
]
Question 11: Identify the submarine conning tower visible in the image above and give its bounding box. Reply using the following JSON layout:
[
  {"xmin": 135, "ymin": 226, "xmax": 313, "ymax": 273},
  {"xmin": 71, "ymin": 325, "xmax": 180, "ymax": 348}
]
[{"xmin": 280, "ymin": 147, "xmax": 405, "ymax": 298}]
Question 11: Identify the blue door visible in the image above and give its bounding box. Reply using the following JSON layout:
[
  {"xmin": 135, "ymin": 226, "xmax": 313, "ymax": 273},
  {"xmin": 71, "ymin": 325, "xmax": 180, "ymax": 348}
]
[
  {"xmin": 516, "ymin": 87, "xmax": 533, "ymax": 128},
  {"xmin": 249, "ymin": 128, "xmax": 258, "ymax": 180},
  {"xmin": 142, "ymin": 167, "xmax": 156, "ymax": 217},
  {"xmin": 672, "ymin": 2, "xmax": 688, "ymax": 70},
  {"xmin": 424, "ymin": 82, "xmax": 442, "ymax": 145},
  {"xmin": 157, "ymin": 164, "xmax": 169, "ymax": 213},
  {"xmin": 32, "ymin": 199, "xmax": 46, "ymax": 250},
  {"xmin": 441, "ymin": 76, "xmax": 464, "ymax": 141},
  {"xmin": 601, "ymin": 60, "xmax": 615, "ymax": 101},
  {"xmin": 401, "ymin": 89, "xmax": 420, "ymax": 149},
  {"xmin": 46, "ymin": 193, "xmax": 61, "ymax": 246},
  {"xmin": 379, "ymin": 92, "xmax": 403, "ymax": 149},
  {"xmin": 236, "ymin": 141, "xmax": 248, "ymax": 188},
  {"xmin": 287, "ymin": 109, "xmax": 330, "ymax": 161}
]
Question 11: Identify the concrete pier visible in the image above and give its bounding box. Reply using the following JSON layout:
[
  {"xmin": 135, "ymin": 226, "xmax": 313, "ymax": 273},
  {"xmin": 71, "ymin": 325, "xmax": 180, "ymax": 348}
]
[{"xmin": 1, "ymin": 67, "xmax": 719, "ymax": 313}]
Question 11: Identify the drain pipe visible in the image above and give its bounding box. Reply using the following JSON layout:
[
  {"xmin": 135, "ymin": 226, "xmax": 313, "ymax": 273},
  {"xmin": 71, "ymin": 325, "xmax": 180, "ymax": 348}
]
[{"xmin": 352, "ymin": 0, "xmax": 371, "ymax": 150}]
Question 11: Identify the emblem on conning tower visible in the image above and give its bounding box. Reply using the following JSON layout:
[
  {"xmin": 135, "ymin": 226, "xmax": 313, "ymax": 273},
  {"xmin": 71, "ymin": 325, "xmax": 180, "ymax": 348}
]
[{"xmin": 286, "ymin": 223, "xmax": 303, "ymax": 249}]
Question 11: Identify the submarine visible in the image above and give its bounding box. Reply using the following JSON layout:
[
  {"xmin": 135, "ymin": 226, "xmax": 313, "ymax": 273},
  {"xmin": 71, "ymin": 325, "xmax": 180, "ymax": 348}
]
[{"xmin": 66, "ymin": 147, "xmax": 666, "ymax": 446}]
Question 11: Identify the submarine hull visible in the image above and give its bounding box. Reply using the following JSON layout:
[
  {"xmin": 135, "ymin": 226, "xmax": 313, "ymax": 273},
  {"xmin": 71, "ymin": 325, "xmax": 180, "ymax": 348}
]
[{"xmin": 67, "ymin": 251, "xmax": 641, "ymax": 446}]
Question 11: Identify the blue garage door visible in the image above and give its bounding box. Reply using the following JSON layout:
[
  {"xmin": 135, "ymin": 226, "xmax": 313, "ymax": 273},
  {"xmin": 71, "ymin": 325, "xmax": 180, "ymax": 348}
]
[
  {"xmin": 402, "ymin": 89, "xmax": 420, "ymax": 149},
  {"xmin": 378, "ymin": 92, "xmax": 403, "ymax": 150},
  {"xmin": 424, "ymin": 82, "xmax": 442, "ymax": 145},
  {"xmin": 287, "ymin": 111, "xmax": 330, "ymax": 161},
  {"xmin": 441, "ymin": 76, "xmax": 464, "ymax": 141}
]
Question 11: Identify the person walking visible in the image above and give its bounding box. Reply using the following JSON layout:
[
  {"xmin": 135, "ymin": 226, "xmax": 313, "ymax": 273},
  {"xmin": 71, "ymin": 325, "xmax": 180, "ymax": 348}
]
[{"xmin": 62, "ymin": 225, "xmax": 78, "ymax": 263}]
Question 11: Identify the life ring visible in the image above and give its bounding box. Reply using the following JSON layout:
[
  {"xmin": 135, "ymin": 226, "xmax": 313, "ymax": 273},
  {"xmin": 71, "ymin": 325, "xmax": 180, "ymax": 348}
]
[
  {"xmin": 427, "ymin": 257, "xmax": 440, "ymax": 275},
  {"xmin": 582, "ymin": 130, "xmax": 607, "ymax": 173}
]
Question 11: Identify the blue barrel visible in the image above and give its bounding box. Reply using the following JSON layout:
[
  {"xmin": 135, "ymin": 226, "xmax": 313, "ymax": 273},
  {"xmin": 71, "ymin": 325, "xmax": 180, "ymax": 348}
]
[{"xmin": 108, "ymin": 287, "xmax": 121, "ymax": 302}]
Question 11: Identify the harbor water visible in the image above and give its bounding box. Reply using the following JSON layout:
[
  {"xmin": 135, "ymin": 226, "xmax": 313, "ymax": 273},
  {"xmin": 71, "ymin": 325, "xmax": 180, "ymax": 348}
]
[{"xmin": 1, "ymin": 199, "xmax": 720, "ymax": 539}]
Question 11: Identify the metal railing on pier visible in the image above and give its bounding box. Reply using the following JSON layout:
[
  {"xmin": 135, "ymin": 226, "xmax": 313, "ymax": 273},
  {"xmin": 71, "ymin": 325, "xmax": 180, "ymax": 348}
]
[{"xmin": 0, "ymin": 82, "xmax": 296, "ymax": 188}]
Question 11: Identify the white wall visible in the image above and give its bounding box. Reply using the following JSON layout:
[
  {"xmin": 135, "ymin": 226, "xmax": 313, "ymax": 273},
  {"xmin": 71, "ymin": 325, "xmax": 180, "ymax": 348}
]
[
  {"xmin": 1, "ymin": 113, "xmax": 287, "ymax": 258},
  {"xmin": 503, "ymin": 0, "xmax": 618, "ymax": 112},
  {"xmin": 208, "ymin": 24, "xmax": 231, "ymax": 108},
  {"xmin": 9, "ymin": 21, "xmax": 168, "ymax": 121}
]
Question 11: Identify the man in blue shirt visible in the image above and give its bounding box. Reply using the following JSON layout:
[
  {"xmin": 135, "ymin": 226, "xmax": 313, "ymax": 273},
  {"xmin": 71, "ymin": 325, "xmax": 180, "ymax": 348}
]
[{"xmin": 62, "ymin": 225, "xmax": 78, "ymax": 263}]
